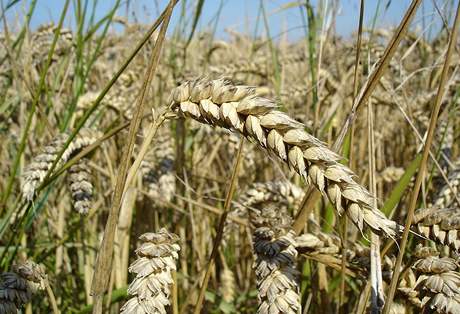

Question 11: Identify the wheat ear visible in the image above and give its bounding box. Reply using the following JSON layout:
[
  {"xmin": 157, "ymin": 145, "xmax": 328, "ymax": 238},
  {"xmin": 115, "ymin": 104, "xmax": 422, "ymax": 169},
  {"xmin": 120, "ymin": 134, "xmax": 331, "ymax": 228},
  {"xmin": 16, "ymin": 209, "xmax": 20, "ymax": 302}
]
[
  {"xmin": 140, "ymin": 127, "xmax": 176, "ymax": 204},
  {"xmin": 121, "ymin": 228, "xmax": 180, "ymax": 314},
  {"xmin": 67, "ymin": 157, "xmax": 93, "ymax": 215},
  {"xmin": 21, "ymin": 128, "xmax": 99, "ymax": 201},
  {"xmin": 253, "ymin": 227, "xmax": 300, "ymax": 314},
  {"xmin": 412, "ymin": 252, "xmax": 460, "ymax": 313},
  {"xmin": 170, "ymin": 78, "xmax": 400, "ymax": 237},
  {"xmin": 0, "ymin": 261, "xmax": 46, "ymax": 314},
  {"xmin": 414, "ymin": 207, "xmax": 460, "ymax": 252}
]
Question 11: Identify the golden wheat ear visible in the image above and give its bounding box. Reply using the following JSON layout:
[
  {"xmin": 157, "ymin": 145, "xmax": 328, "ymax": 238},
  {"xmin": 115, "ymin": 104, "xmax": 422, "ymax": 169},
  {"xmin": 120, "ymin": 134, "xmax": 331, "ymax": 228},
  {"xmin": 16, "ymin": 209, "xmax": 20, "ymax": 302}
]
[
  {"xmin": 414, "ymin": 207, "xmax": 460, "ymax": 252},
  {"xmin": 411, "ymin": 253, "xmax": 460, "ymax": 313},
  {"xmin": 170, "ymin": 77, "xmax": 402, "ymax": 238},
  {"xmin": 121, "ymin": 229, "xmax": 180, "ymax": 314}
]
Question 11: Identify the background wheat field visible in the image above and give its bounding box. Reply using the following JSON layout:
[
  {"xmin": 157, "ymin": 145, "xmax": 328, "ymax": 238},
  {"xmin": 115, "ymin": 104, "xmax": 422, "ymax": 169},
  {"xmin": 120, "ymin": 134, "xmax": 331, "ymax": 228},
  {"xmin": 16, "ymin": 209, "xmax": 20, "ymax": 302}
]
[{"xmin": 0, "ymin": 0, "xmax": 459, "ymax": 313}]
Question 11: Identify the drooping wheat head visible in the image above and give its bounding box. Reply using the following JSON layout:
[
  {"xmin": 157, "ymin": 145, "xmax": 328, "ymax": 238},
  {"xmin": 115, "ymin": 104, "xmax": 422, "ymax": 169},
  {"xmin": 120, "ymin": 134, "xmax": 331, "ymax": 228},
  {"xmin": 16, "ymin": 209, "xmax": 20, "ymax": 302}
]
[
  {"xmin": 170, "ymin": 77, "xmax": 401, "ymax": 237},
  {"xmin": 21, "ymin": 128, "xmax": 99, "ymax": 202}
]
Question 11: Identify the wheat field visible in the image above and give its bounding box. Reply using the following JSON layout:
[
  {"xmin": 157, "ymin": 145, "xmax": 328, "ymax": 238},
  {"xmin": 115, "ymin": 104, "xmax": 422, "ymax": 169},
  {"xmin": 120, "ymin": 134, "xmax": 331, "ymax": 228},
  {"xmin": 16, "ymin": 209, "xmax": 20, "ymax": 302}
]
[{"xmin": 0, "ymin": 0, "xmax": 460, "ymax": 313}]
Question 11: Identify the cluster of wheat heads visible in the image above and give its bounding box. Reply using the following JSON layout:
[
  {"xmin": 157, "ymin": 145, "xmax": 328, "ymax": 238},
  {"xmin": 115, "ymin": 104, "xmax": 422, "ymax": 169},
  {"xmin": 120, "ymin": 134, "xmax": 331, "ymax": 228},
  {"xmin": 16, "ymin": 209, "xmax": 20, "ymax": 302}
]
[{"xmin": 2, "ymin": 6, "xmax": 460, "ymax": 312}]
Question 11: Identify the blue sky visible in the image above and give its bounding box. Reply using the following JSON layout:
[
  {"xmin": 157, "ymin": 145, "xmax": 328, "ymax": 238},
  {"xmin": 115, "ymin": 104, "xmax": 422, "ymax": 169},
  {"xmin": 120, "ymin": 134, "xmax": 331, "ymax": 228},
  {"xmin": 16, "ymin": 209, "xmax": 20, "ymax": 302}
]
[{"xmin": 1, "ymin": 0, "xmax": 453, "ymax": 40}]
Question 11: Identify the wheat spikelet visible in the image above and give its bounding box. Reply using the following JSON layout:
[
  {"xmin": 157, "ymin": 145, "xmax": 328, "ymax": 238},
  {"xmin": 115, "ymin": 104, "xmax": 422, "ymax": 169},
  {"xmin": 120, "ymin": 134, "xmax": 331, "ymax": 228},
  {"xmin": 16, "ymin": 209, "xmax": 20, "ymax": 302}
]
[
  {"xmin": 295, "ymin": 230, "xmax": 348, "ymax": 256},
  {"xmin": 253, "ymin": 227, "xmax": 300, "ymax": 314},
  {"xmin": 398, "ymin": 268, "xmax": 423, "ymax": 309},
  {"xmin": 223, "ymin": 181, "xmax": 301, "ymax": 247},
  {"xmin": 21, "ymin": 128, "xmax": 99, "ymax": 202},
  {"xmin": 142, "ymin": 157, "xmax": 175, "ymax": 203},
  {"xmin": 121, "ymin": 229, "xmax": 180, "ymax": 314},
  {"xmin": 279, "ymin": 84, "xmax": 311, "ymax": 108},
  {"xmin": 240, "ymin": 181, "xmax": 303, "ymax": 212},
  {"xmin": 75, "ymin": 91, "xmax": 99, "ymax": 120},
  {"xmin": 170, "ymin": 78, "xmax": 400, "ymax": 237},
  {"xmin": 0, "ymin": 261, "xmax": 46, "ymax": 314},
  {"xmin": 67, "ymin": 158, "xmax": 93, "ymax": 215},
  {"xmin": 104, "ymin": 69, "xmax": 141, "ymax": 120},
  {"xmin": 294, "ymin": 225, "xmax": 398, "ymax": 280},
  {"xmin": 414, "ymin": 207, "xmax": 460, "ymax": 251}
]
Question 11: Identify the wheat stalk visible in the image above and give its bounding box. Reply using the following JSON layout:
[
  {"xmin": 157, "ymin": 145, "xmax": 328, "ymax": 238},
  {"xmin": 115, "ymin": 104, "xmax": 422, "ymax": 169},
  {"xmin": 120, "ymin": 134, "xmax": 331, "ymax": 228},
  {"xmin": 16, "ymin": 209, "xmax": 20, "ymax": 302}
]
[
  {"xmin": 170, "ymin": 77, "xmax": 400, "ymax": 237},
  {"xmin": 121, "ymin": 228, "xmax": 180, "ymax": 314}
]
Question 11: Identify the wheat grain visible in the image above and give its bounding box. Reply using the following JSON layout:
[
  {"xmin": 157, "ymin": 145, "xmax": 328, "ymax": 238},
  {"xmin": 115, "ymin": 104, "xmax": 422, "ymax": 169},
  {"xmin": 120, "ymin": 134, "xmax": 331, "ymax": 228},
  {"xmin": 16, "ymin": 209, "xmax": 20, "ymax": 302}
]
[
  {"xmin": 121, "ymin": 228, "xmax": 180, "ymax": 314},
  {"xmin": 379, "ymin": 166, "xmax": 405, "ymax": 183},
  {"xmin": 170, "ymin": 77, "xmax": 401, "ymax": 237}
]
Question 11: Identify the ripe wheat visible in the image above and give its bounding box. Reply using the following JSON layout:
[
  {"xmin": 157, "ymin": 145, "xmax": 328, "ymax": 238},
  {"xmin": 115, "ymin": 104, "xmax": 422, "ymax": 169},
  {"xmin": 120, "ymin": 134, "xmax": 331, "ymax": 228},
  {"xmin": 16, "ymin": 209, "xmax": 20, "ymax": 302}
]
[
  {"xmin": 170, "ymin": 77, "xmax": 401, "ymax": 237},
  {"xmin": 253, "ymin": 227, "xmax": 300, "ymax": 314},
  {"xmin": 121, "ymin": 229, "xmax": 180, "ymax": 314},
  {"xmin": 21, "ymin": 129, "xmax": 99, "ymax": 202}
]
